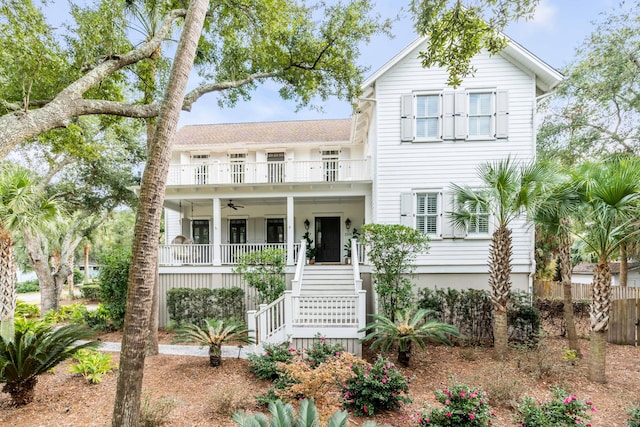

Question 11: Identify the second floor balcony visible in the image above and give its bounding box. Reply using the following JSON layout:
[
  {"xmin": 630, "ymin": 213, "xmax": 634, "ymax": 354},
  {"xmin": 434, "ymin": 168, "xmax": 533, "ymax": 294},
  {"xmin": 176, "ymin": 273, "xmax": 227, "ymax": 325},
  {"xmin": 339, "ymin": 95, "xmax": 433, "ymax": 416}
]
[{"xmin": 167, "ymin": 158, "xmax": 370, "ymax": 186}]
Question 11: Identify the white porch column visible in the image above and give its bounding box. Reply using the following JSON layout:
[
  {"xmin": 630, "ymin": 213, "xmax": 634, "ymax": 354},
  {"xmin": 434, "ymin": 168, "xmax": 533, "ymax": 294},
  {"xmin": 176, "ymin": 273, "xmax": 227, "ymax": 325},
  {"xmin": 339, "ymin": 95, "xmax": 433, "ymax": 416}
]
[
  {"xmin": 213, "ymin": 197, "xmax": 222, "ymax": 266},
  {"xmin": 364, "ymin": 193, "xmax": 372, "ymax": 225},
  {"xmin": 286, "ymin": 196, "xmax": 295, "ymax": 265}
]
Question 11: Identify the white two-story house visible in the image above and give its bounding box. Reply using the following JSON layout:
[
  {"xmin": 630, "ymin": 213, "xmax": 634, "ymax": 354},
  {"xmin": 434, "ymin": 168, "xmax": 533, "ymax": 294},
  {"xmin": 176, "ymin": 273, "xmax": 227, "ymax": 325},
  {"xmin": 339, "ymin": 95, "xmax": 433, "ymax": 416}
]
[{"xmin": 158, "ymin": 35, "xmax": 562, "ymax": 353}]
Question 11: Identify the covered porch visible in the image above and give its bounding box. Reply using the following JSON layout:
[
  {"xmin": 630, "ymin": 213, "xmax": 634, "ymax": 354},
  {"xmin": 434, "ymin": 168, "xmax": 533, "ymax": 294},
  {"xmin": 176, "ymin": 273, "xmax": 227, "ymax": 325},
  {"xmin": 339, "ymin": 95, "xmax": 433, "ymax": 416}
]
[{"xmin": 160, "ymin": 191, "xmax": 370, "ymax": 267}]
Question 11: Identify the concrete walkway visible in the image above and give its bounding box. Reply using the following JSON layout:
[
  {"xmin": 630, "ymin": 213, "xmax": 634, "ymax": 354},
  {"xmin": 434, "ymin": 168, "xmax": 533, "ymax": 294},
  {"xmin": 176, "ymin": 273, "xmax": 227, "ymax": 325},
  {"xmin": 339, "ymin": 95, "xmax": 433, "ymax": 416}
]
[{"xmin": 95, "ymin": 341, "xmax": 254, "ymax": 359}]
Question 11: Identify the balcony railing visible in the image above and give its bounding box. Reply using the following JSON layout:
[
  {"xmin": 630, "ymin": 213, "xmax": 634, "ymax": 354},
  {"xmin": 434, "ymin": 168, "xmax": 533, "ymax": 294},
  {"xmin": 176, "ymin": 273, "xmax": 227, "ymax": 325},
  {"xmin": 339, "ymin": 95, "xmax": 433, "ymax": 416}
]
[{"xmin": 167, "ymin": 159, "xmax": 370, "ymax": 186}]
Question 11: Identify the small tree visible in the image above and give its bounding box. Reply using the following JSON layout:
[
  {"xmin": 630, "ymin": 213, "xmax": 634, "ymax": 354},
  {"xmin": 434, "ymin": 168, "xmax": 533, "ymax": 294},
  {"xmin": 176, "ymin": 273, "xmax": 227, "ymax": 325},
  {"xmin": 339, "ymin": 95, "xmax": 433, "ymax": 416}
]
[
  {"xmin": 361, "ymin": 224, "xmax": 430, "ymax": 320},
  {"xmin": 234, "ymin": 248, "xmax": 286, "ymax": 304},
  {"xmin": 97, "ymin": 246, "xmax": 131, "ymax": 329}
]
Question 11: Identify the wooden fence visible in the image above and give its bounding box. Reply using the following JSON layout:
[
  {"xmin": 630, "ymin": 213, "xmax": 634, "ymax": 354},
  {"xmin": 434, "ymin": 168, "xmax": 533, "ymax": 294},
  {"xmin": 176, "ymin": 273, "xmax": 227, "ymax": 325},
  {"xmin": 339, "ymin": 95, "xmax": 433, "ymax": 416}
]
[{"xmin": 534, "ymin": 281, "xmax": 639, "ymax": 345}]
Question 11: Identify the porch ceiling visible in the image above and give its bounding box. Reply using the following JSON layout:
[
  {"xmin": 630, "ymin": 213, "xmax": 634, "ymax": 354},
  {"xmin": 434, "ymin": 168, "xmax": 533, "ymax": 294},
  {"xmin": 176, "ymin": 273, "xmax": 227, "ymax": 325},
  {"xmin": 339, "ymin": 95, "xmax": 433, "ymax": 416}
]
[{"xmin": 164, "ymin": 195, "xmax": 365, "ymax": 212}]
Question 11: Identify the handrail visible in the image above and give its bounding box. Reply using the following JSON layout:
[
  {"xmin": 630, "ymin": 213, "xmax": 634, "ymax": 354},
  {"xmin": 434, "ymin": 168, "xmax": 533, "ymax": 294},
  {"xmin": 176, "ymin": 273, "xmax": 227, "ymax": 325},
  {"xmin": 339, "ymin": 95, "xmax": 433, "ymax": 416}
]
[
  {"xmin": 251, "ymin": 293, "xmax": 288, "ymax": 345},
  {"xmin": 291, "ymin": 239, "xmax": 306, "ymax": 295},
  {"xmin": 352, "ymin": 239, "xmax": 362, "ymax": 291}
]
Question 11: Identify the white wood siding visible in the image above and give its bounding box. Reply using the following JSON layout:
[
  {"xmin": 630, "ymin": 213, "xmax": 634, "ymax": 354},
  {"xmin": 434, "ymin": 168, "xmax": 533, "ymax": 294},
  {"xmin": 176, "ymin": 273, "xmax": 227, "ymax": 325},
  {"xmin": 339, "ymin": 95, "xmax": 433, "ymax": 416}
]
[{"xmin": 372, "ymin": 45, "xmax": 536, "ymax": 274}]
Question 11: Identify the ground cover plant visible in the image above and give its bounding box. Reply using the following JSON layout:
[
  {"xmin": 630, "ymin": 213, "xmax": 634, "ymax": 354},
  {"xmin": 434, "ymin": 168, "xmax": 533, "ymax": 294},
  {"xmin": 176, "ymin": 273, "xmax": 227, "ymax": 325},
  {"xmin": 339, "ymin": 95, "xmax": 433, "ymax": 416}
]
[{"xmin": 417, "ymin": 380, "xmax": 494, "ymax": 426}]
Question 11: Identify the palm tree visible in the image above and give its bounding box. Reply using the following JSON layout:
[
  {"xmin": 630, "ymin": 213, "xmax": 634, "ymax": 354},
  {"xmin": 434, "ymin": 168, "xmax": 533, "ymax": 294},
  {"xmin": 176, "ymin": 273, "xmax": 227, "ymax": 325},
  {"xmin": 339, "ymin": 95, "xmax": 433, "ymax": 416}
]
[
  {"xmin": 573, "ymin": 157, "xmax": 640, "ymax": 383},
  {"xmin": 0, "ymin": 163, "xmax": 57, "ymax": 340},
  {"xmin": 360, "ymin": 308, "xmax": 459, "ymax": 367},
  {"xmin": 0, "ymin": 323, "xmax": 97, "ymax": 405},
  {"xmin": 174, "ymin": 319, "xmax": 254, "ymax": 367},
  {"xmin": 534, "ymin": 175, "xmax": 583, "ymax": 357},
  {"xmin": 450, "ymin": 157, "xmax": 550, "ymax": 359}
]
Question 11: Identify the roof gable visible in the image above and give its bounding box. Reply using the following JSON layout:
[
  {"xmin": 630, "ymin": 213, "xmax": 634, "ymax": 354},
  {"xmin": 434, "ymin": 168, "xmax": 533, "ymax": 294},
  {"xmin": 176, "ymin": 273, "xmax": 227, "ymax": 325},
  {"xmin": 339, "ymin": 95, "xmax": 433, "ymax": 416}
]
[{"xmin": 362, "ymin": 35, "xmax": 563, "ymax": 94}]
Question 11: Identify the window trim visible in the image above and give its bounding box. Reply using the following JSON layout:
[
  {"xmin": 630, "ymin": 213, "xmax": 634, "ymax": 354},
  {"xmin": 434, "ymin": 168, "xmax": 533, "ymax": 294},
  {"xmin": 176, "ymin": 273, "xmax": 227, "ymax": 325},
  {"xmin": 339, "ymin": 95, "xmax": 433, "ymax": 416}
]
[
  {"xmin": 466, "ymin": 90, "xmax": 496, "ymax": 140},
  {"xmin": 413, "ymin": 92, "xmax": 442, "ymax": 142},
  {"xmin": 414, "ymin": 190, "xmax": 443, "ymax": 239}
]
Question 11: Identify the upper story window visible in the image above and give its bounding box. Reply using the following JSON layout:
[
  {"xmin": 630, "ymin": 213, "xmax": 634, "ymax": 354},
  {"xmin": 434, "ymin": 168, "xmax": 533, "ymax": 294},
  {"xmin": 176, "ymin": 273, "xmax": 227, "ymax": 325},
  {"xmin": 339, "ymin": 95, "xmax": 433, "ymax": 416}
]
[
  {"xmin": 415, "ymin": 94, "xmax": 440, "ymax": 140},
  {"xmin": 468, "ymin": 93, "xmax": 493, "ymax": 138},
  {"xmin": 191, "ymin": 154, "xmax": 209, "ymax": 185},
  {"xmin": 267, "ymin": 152, "xmax": 285, "ymax": 183},
  {"xmin": 401, "ymin": 90, "xmax": 508, "ymax": 142}
]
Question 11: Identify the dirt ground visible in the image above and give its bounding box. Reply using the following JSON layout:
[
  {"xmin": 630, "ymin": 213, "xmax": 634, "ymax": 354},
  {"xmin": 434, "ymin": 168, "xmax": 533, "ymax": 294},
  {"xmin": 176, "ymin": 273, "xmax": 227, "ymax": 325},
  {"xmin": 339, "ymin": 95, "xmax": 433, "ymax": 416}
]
[{"xmin": 0, "ymin": 333, "xmax": 637, "ymax": 427}]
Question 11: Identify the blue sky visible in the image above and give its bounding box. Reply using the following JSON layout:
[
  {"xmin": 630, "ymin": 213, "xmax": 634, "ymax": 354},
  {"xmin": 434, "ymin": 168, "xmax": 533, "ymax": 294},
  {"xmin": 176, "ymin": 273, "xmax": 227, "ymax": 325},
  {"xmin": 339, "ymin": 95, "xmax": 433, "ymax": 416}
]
[{"xmin": 178, "ymin": 0, "xmax": 619, "ymax": 127}]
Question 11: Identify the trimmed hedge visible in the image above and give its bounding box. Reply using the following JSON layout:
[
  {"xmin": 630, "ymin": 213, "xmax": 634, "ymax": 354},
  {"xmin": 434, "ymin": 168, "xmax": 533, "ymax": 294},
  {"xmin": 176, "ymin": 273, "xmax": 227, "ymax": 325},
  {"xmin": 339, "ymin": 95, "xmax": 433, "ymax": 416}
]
[
  {"xmin": 167, "ymin": 287, "xmax": 245, "ymax": 326},
  {"xmin": 416, "ymin": 287, "xmax": 541, "ymax": 345},
  {"xmin": 16, "ymin": 279, "xmax": 40, "ymax": 293},
  {"xmin": 80, "ymin": 284, "xmax": 101, "ymax": 300}
]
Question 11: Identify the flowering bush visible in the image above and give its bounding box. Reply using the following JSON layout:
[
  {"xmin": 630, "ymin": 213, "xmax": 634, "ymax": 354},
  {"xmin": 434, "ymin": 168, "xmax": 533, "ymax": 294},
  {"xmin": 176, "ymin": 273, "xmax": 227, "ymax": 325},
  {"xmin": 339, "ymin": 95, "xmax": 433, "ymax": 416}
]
[
  {"xmin": 248, "ymin": 342, "xmax": 297, "ymax": 380},
  {"xmin": 305, "ymin": 336, "xmax": 345, "ymax": 368},
  {"xmin": 417, "ymin": 381, "xmax": 494, "ymax": 426},
  {"xmin": 341, "ymin": 355, "xmax": 411, "ymax": 416},
  {"xmin": 514, "ymin": 387, "xmax": 595, "ymax": 426}
]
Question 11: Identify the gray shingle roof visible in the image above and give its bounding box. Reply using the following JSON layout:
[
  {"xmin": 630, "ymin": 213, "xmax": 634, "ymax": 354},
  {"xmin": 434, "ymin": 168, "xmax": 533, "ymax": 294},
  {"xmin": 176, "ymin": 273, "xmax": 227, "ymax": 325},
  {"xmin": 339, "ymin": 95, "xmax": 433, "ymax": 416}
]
[{"xmin": 174, "ymin": 119, "xmax": 352, "ymax": 147}]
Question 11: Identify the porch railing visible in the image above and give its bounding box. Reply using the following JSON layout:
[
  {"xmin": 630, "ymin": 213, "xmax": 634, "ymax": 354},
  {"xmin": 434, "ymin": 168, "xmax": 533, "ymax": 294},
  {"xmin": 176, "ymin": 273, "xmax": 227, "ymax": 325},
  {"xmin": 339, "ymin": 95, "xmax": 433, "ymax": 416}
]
[
  {"xmin": 167, "ymin": 159, "xmax": 370, "ymax": 186},
  {"xmin": 159, "ymin": 243, "xmax": 300, "ymax": 265}
]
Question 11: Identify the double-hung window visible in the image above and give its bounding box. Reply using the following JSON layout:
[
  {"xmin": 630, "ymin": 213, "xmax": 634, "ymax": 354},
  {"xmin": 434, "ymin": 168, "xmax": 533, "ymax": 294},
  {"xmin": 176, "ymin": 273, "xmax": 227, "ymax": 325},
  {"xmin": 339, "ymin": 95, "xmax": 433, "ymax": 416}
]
[
  {"xmin": 416, "ymin": 192, "xmax": 439, "ymax": 236},
  {"xmin": 401, "ymin": 90, "xmax": 508, "ymax": 142},
  {"xmin": 467, "ymin": 204, "xmax": 490, "ymax": 235},
  {"xmin": 415, "ymin": 94, "xmax": 440, "ymax": 140},
  {"xmin": 468, "ymin": 92, "xmax": 493, "ymax": 138}
]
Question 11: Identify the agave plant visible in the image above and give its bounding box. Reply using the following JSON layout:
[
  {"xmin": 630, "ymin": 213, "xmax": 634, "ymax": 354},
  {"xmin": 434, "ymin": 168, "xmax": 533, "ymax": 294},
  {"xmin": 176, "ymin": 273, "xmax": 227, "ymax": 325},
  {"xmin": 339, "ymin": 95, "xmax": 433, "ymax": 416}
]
[
  {"xmin": 360, "ymin": 308, "xmax": 459, "ymax": 367},
  {"xmin": 0, "ymin": 323, "xmax": 97, "ymax": 405},
  {"xmin": 174, "ymin": 319, "xmax": 254, "ymax": 367},
  {"xmin": 233, "ymin": 398, "xmax": 352, "ymax": 427}
]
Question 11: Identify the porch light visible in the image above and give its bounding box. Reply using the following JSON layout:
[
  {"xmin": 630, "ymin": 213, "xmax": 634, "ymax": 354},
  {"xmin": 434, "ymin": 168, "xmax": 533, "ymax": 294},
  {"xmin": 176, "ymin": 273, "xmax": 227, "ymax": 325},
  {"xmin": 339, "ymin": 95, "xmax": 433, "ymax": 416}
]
[
  {"xmin": 345, "ymin": 218, "xmax": 351, "ymax": 230},
  {"xmin": 304, "ymin": 219, "xmax": 310, "ymax": 230}
]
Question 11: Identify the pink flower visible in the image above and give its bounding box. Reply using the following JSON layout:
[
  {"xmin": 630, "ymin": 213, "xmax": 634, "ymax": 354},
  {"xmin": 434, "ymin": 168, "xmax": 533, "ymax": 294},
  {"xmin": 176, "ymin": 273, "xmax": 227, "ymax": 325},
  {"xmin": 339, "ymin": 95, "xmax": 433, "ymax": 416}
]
[
  {"xmin": 321, "ymin": 337, "xmax": 326, "ymax": 342},
  {"xmin": 363, "ymin": 405, "xmax": 368, "ymax": 413},
  {"xmin": 591, "ymin": 406, "xmax": 597, "ymax": 412},
  {"xmin": 469, "ymin": 414, "xmax": 475, "ymax": 420},
  {"xmin": 460, "ymin": 392, "xmax": 466, "ymax": 398},
  {"xmin": 445, "ymin": 399, "xmax": 450, "ymax": 405},
  {"xmin": 445, "ymin": 412, "xmax": 451, "ymax": 418},
  {"xmin": 564, "ymin": 397, "xmax": 572, "ymax": 404}
]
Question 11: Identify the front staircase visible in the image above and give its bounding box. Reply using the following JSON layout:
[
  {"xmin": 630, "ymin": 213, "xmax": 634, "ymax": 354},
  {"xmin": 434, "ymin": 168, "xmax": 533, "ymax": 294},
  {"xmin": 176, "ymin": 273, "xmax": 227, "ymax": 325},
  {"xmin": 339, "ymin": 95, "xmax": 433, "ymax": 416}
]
[{"xmin": 247, "ymin": 239, "xmax": 366, "ymax": 354}]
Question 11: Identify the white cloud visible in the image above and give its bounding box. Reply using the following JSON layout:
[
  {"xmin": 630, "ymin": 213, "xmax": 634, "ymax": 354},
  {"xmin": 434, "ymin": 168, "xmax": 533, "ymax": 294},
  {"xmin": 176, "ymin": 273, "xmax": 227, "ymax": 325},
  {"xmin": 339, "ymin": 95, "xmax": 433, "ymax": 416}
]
[{"xmin": 526, "ymin": 0, "xmax": 558, "ymax": 31}]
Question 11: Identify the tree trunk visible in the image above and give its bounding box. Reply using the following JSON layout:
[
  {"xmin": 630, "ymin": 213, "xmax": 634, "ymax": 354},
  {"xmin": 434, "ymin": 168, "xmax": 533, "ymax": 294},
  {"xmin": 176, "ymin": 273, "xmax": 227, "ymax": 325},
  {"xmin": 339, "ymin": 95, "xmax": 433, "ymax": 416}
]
[
  {"xmin": 2, "ymin": 378, "xmax": 37, "ymax": 406},
  {"xmin": 620, "ymin": 244, "xmax": 628, "ymax": 287},
  {"xmin": 23, "ymin": 231, "xmax": 59, "ymax": 314},
  {"xmin": 0, "ymin": 228, "xmax": 16, "ymax": 341},
  {"xmin": 558, "ymin": 223, "xmax": 580, "ymax": 357},
  {"xmin": 489, "ymin": 225, "xmax": 512, "ymax": 360},
  {"xmin": 209, "ymin": 345, "xmax": 222, "ymax": 367},
  {"xmin": 146, "ymin": 258, "xmax": 159, "ymax": 356},
  {"xmin": 588, "ymin": 260, "xmax": 611, "ymax": 383},
  {"xmin": 111, "ymin": 2, "xmax": 209, "ymax": 425}
]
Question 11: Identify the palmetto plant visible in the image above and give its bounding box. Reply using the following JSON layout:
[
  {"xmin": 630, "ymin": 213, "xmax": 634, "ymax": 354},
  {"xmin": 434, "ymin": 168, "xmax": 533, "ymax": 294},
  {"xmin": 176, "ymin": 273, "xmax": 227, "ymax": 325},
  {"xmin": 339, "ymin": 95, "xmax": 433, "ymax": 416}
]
[
  {"xmin": 450, "ymin": 157, "xmax": 549, "ymax": 359},
  {"xmin": 233, "ymin": 398, "xmax": 359, "ymax": 427},
  {"xmin": 0, "ymin": 323, "xmax": 97, "ymax": 405},
  {"xmin": 174, "ymin": 319, "xmax": 254, "ymax": 367},
  {"xmin": 360, "ymin": 308, "xmax": 459, "ymax": 367}
]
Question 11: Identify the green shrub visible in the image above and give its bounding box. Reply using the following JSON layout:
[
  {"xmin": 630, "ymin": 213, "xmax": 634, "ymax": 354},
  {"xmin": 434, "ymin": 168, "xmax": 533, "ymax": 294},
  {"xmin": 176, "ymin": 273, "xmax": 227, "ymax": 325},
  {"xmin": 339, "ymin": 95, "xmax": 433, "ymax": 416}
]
[
  {"xmin": 248, "ymin": 341, "xmax": 297, "ymax": 380},
  {"xmin": 234, "ymin": 248, "xmax": 286, "ymax": 304},
  {"xmin": 15, "ymin": 300, "xmax": 40, "ymax": 318},
  {"xmin": 43, "ymin": 303, "xmax": 88, "ymax": 325},
  {"xmin": 304, "ymin": 336, "xmax": 344, "ymax": 368},
  {"xmin": 627, "ymin": 405, "xmax": 640, "ymax": 427},
  {"xmin": 72, "ymin": 268, "xmax": 84, "ymax": 284},
  {"xmin": 80, "ymin": 284, "xmax": 101, "ymax": 300},
  {"xmin": 233, "ymin": 399, "xmax": 350, "ymax": 427},
  {"xmin": 417, "ymin": 381, "xmax": 494, "ymax": 426},
  {"xmin": 514, "ymin": 387, "xmax": 594, "ymax": 426},
  {"xmin": 416, "ymin": 288, "xmax": 540, "ymax": 345},
  {"xmin": 16, "ymin": 279, "xmax": 39, "ymax": 293},
  {"xmin": 98, "ymin": 247, "xmax": 131, "ymax": 329},
  {"xmin": 69, "ymin": 349, "xmax": 116, "ymax": 384},
  {"xmin": 82, "ymin": 304, "xmax": 115, "ymax": 331},
  {"xmin": 340, "ymin": 355, "xmax": 411, "ymax": 416},
  {"xmin": 166, "ymin": 286, "xmax": 245, "ymax": 327}
]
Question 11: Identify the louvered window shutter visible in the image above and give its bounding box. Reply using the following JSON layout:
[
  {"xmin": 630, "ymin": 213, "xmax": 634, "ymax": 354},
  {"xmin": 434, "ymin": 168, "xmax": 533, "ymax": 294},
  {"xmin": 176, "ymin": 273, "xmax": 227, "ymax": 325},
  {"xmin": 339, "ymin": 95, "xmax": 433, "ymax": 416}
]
[
  {"xmin": 440, "ymin": 191, "xmax": 454, "ymax": 238},
  {"xmin": 454, "ymin": 91, "xmax": 467, "ymax": 140},
  {"xmin": 400, "ymin": 94, "xmax": 415, "ymax": 142},
  {"xmin": 442, "ymin": 92, "xmax": 455, "ymax": 140},
  {"xmin": 400, "ymin": 192, "xmax": 413, "ymax": 227},
  {"xmin": 496, "ymin": 90, "xmax": 509, "ymax": 139}
]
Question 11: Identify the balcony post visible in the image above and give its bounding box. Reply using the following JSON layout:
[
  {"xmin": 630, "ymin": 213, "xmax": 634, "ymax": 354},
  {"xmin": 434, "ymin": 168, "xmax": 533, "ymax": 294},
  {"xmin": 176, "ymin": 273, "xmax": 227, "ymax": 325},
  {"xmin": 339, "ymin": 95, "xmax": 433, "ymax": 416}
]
[
  {"xmin": 286, "ymin": 196, "xmax": 295, "ymax": 265},
  {"xmin": 213, "ymin": 197, "xmax": 222, "ymax": 265}
]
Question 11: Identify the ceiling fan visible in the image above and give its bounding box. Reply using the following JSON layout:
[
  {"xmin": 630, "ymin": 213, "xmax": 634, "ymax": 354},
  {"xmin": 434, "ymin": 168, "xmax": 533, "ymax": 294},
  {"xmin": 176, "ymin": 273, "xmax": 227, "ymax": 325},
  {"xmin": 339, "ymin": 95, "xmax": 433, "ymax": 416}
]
[{"xmin": 226, "ymin": 200, "xmax": 245, "ymax": 210}]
